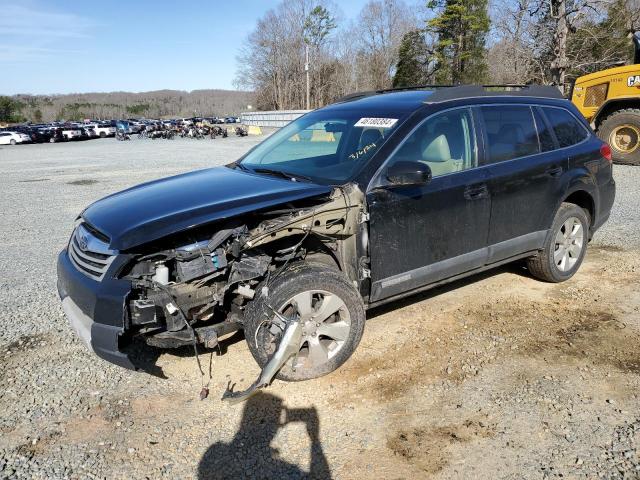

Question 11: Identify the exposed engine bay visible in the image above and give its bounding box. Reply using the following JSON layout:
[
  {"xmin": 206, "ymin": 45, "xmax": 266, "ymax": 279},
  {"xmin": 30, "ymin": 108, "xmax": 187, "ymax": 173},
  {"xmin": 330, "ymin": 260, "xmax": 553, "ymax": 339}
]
[{"xmin": 121, "ymin": 184, "xmax": 367, "ymax": 400}]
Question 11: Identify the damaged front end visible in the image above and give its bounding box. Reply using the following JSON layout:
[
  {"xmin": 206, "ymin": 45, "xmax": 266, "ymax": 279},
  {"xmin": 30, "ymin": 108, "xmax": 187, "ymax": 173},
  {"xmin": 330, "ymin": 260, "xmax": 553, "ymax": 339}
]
[{"xmin": 119, "ymin": 184, "xmax": 366, "ymax": 399}]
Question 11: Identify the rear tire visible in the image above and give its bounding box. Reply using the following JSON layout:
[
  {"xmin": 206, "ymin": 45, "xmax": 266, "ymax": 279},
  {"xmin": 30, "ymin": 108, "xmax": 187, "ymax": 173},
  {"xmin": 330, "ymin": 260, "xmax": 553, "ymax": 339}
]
[
  {"xmin": 526, "ymin": 203, "xmax": 589, "ymax": 283},
  {"xmin": 244, "ymin": 263, "xmax": 366, "ymax": 382},
  {"xmin": 9, "ymin": 139, "xmax": 16, "ymax": 145},
  {"xmin": 99, "ymin": 132, "xmax": 106, "ymax": 138},
  {"xmin": 598, "ymin": 109, "xmax": 640, "ymax": 166}
]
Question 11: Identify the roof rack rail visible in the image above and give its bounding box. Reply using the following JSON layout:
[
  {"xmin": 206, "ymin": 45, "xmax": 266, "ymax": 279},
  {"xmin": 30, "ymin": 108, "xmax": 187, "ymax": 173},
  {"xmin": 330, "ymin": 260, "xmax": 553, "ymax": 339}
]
[
  {"xmin": 334, "ymin": 84, "xmax": 455, "ymax": 103},
  {"xmin": 334, "ymin": 83, "xmax": 564, "ymax": 104},
  {"xmin": 425, "ymin": 84, "xmax": 564, "ymax": 102}
]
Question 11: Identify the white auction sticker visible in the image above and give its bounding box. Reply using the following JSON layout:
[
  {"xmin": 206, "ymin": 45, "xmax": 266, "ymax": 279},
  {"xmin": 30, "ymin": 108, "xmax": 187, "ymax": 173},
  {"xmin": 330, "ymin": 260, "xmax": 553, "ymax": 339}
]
[{"xmin": 354, "ymin": 117, "xmax": 398, "ymax": 128}]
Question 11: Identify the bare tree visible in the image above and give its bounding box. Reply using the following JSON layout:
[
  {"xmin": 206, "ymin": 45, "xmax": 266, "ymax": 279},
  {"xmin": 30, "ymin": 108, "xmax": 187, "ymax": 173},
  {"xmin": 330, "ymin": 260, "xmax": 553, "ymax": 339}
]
[
  {"xmin": 488, "ymin": 0, "xmax": 538, "ymax": 83},
  {"xmin": 235, "ymin": 0, "xmax": 417, "ymax": 109},
  {"xmin": 13, "ymin": 90, "xmax": 254, "ymax": 122}
]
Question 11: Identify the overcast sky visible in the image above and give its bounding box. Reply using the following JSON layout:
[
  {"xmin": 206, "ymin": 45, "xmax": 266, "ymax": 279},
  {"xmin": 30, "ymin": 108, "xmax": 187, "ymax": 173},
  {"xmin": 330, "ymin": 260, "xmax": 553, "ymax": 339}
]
[{"xmin": 0, "ymin": 0, "xmax": 373, "ymax": 95}]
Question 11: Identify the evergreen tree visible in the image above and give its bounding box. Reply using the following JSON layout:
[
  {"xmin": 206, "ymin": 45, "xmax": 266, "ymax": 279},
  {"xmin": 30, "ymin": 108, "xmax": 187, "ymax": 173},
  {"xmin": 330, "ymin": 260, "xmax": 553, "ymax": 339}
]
[
  {"xmin": 427, "ymin": 0, "xmax": 490, "ymax": 84},
  {"xmin": 303, "ymin": 6, "xmax": 336, "ymax": 49},
  {"xmin": 0, "ymin": 96, "xmax": 24, "ymax": 123},
  {"xmin": 392, "ymin": 30, "xmax": 430, "ymax": 87}
]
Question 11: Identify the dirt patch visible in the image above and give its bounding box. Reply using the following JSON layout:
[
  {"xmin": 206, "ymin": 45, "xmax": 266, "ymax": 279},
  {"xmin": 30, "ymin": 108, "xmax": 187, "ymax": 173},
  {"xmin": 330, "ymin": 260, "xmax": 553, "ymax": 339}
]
[
  {"xmin": 18, "ymin": 178, "xmax": 49, "ymax": 183},
  {"xmin": 66, "ymin": 179, "xmax": 99, "ymax": 186},
  {"xmin": 1, "ymin": 334, "xmax": 49, "ymax": 354},
  {"xmin": 591, "ymin": 244, "xmax": 625, "ymax": 253},
  {"xmin": 63, "ymin": 410, "xmax": 112, "ymax": 444},
  {"xmin": 387, "ymin": 418, "xmax": 495, "ymax": 473},
  {"xmin": 8, "ymin": 430, "xmax": 63, "ymax": 459},
  {"xmin": 333, "ymin": 289, "xmax": 639, "ymax": 405}
]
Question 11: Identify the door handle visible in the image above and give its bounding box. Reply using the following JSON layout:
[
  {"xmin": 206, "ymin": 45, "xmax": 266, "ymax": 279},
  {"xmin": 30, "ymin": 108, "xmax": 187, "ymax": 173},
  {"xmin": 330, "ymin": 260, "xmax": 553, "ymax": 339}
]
[
  {"xmin": 546, "ymin": 166, "xmax": 563, "ymax": 177},
  {"xmin": 464, "ymin": 183, "xmax": 489, "ymax": 200}
]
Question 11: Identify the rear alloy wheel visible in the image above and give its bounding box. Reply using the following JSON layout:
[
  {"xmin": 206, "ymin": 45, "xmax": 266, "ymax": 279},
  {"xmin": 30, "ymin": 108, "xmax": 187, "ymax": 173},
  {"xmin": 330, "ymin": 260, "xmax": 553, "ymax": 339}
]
[
  {"xmin": 552, "ymin": 217, "xmax": 585, "ymax": 272},
  {"xmin": 598, "ymin": 109, "xmax": 640, "ymax": 165},
  {"xmin": 526, "ymin": 202, "xmax": 589, "ymax": 282},
  {"xmin": 9, "ymin": 139, "xmax": 16, "ymax": 145},
  {"xmin": 244, "ymin": 263, "xmax": 365, "ymax": 381}
]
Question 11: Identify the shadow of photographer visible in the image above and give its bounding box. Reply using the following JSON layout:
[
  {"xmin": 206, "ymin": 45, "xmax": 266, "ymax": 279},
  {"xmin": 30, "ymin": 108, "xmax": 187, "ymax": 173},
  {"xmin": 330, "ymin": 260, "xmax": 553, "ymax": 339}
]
[{"xmin": 198, "ymin": 392, "xmax": 332, "ymax": 480}]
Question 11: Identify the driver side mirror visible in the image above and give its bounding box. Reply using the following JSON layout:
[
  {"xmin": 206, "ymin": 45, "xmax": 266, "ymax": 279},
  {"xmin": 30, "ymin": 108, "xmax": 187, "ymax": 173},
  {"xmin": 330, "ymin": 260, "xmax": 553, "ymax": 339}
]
[{"xmin": 385, "ymin": 161, "xmax": 432, "ymax": 187}]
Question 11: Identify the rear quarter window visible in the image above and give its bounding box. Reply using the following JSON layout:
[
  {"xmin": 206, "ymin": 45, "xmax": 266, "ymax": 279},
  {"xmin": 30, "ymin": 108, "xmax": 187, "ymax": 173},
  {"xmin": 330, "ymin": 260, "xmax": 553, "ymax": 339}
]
[
  {"xmin": 533, "ymin": 108, "xmax": 555, "ymax": 152},
  {"xmin": 542, "ymin": 107, "xmax": 589, "ymax": 147}
]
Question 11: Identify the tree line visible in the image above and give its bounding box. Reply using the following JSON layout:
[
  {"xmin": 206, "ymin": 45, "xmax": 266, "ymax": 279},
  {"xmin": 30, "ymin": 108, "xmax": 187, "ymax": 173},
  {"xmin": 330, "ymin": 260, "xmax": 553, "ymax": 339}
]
[
  {"xmin": 235, "ymin": 0, "xmax": 640, "ymax": 110},
  {"xmin": 0, "ymin": 89, "xmax": 254, "ymax": 124}
]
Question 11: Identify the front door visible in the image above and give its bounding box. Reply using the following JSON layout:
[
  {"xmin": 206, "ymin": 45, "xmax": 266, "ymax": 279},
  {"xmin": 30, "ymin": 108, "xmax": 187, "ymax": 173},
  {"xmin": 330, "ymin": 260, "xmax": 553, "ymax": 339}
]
[{"xmin": 367, "ymin": 107, "xmax": 491, "ymax": 302}]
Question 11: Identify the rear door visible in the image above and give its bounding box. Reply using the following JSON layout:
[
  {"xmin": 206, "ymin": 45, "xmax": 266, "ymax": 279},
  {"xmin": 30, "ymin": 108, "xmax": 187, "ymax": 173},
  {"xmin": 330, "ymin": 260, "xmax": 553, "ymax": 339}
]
[{"xmin": 479, "ymin": 104, "xmax": 567, "ymax": 263}]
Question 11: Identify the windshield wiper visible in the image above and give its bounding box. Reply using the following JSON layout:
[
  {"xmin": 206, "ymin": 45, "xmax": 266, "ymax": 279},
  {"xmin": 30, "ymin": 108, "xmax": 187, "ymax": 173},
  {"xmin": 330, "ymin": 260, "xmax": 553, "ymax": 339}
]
[
  {"xmin": 251, "ymin": 167, "xmax": 313, "ymax": 183},
  {"xmin": 233, "ymin": 162, "xmax": 251, "ymax": 172}
]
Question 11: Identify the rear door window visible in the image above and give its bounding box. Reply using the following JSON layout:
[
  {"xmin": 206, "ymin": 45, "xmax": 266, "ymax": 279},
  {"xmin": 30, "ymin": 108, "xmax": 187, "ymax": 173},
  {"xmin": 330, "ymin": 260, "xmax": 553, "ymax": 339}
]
[
  {"xmin": 479, "ymin": 105, "xmax": 539, "ymax": 163},
  {"xmin": 542, "ymin": 107, "xmax": 589, "ymax": 147}
]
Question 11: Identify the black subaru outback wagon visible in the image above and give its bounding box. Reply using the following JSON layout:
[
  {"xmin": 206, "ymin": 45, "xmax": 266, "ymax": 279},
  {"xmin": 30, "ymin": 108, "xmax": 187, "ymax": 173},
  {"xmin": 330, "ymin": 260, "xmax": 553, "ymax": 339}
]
[{"xmin": 57, "ymin": 85, "xmax": 615, "ymax": 401}]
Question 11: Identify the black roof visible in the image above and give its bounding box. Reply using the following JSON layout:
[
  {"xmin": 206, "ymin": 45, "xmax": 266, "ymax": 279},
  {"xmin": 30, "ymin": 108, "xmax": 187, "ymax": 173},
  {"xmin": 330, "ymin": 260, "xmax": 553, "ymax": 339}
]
[
  {"xmin": 331, "ymin": 84, "xmax": 564, "ymax": 111},
  {"xmin": 323, "ymin": 90, "xmax": 433, "ymax": 114}
]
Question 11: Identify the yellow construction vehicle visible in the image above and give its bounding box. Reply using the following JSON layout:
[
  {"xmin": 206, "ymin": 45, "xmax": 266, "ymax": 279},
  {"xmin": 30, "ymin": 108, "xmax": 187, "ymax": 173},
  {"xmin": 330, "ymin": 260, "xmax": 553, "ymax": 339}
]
[{"xmin": 571, "ymin": 33, "xmax": 640, "ymax": 165}]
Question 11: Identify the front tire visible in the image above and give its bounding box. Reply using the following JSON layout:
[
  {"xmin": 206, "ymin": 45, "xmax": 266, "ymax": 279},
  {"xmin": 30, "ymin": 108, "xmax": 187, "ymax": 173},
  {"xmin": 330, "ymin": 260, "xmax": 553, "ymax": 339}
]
[
  {"xmin": 9, "ymin": 139, "xmax": 16, "ymax": 145},
  {"xmin": 526, "ymin": 203, "xmax": 590, "ymax": 283},
  {"xmin": 598, "ymin": 109, "xmax": 640, "ymax": 166},
  {"xmin": 244, "ymin": 263, "xmax": 366, "ymax": 382}
]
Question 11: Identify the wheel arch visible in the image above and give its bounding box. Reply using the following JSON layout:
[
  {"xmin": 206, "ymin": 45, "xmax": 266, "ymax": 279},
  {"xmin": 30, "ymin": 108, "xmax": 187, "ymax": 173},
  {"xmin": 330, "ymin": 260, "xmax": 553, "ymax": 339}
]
[
  {"xmin": 594, "ymin": 98, "xmax": 640, "ymax": 129},
  {"xmin": 257, "ymin": 232, "xmax": 342, "ymax": 271},
  {"xmin": 561, "ymin": 187, "xmax": 596, "ymax": 234}
]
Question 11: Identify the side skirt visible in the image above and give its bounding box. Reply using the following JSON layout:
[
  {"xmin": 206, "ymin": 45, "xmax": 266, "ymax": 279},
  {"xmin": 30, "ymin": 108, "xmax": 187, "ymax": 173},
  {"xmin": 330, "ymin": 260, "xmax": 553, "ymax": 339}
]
[{"xmin": 366, "ymin": 250, "xmax": 538, "ymax": 311}]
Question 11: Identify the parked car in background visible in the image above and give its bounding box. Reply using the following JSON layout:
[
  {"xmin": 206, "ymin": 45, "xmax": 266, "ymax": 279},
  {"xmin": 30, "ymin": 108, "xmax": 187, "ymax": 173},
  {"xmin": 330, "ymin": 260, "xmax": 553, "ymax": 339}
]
[
  {"xmin": 224, "ymin": 117, "xmax": 239, "ymax": 123},
  {"xmin": 47, "ymin": 128, "xmax": 65, "ymax": 143},
  {"xmin": 61, "ymin": 127, "xmax": 83, "ymax": 141},
  {"xmin": 0, "ymin": 131, "xmax": 31, "ymax": 145},
  {"xmin": 11, "ymin": 126, "xmax": 50, "ymax": 143},
  {"xmin": 86, "ymin": 123, "xmax": 116, "ymax": 138},
  {"xmin": 28, "ymin": 128, "xmax": 56, "ymax": 143},
  {"xmin": 115, "ymin": 121, "xmax": 133, "ymax": 134},
  {"xmin": 80, "ymin": 126, "xmax": 98, "ymax": 139}
]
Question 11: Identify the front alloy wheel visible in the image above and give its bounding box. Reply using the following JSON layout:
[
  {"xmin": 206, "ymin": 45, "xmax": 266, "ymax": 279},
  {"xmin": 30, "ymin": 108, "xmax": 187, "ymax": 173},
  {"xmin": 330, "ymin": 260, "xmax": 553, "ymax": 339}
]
[
  {"xmin": 278, "ymin": 290, "xmax": 351, "ymax": 370},
  {"xmin": 244, "ymin": 263, "xmax": 366, "ymax": 381}
]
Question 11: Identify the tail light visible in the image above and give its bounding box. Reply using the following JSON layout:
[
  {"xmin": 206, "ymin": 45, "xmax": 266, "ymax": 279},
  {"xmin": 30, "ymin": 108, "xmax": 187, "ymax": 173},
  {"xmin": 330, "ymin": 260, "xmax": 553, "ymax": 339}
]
[{"xmin": 600, "ymin": 143, "xmax": 612, "ymax": 163}]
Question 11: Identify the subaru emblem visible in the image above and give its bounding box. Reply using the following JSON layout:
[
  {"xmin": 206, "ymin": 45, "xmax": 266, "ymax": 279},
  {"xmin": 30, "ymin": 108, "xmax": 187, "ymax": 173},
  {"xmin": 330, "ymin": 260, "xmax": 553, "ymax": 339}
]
[{"xmin": 78, "ymin": 234, "xmax": 89, "ymax": 251}]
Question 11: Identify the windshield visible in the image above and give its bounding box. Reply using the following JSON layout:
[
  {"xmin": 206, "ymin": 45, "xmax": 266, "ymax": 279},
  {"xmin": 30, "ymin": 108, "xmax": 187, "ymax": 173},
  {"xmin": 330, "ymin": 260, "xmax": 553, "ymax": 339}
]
[{"xmin": 239, "ymin": 110, "xmax": 404, "ymax": 184}]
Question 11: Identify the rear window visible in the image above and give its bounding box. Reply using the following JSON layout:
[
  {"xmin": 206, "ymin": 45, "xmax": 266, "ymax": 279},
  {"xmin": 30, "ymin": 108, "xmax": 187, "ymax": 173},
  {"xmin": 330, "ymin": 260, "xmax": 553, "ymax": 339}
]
[
  {"xmin": 542, "ymin": 107, "xmax": 589, "ymax": 147},
  {"xmin": 480, "ymin": 105, "xmax": 539, "ymax": 163}
]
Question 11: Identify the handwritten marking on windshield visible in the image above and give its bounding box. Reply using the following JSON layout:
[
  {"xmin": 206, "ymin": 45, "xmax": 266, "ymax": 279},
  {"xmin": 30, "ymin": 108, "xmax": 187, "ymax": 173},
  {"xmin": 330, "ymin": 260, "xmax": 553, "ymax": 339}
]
[{"xmin": 349, "ymin": 142, "xmax": 377, "ymax": 160}]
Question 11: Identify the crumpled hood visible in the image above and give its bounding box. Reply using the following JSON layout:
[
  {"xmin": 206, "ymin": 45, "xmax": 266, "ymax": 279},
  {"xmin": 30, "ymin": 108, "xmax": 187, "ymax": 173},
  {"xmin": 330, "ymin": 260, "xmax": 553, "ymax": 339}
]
[{"xmin": 82, "ymin": 166, "xmax": 332, "ymax": 251}]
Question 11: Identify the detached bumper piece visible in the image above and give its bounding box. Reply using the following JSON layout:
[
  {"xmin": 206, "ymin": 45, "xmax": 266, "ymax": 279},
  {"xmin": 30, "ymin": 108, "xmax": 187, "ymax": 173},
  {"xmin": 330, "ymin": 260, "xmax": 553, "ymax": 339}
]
[{"xmin": 222, "ymin": 315, "xmax": 303, "ymax": 404}]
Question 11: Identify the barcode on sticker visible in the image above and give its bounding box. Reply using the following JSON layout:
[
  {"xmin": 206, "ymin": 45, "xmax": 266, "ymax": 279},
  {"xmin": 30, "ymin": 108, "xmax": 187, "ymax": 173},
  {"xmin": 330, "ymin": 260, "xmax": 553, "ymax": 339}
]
[{"xmin": 354, "ymin": 117, "xmax": 398, "ymax": 128}]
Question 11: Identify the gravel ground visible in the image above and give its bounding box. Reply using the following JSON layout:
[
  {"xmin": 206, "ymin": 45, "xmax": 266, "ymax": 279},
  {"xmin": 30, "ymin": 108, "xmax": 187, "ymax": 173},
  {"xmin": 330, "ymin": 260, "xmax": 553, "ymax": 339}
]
[{"xmin": 0, "ymin": 137, "xmax": 639, "ymax": 479}]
